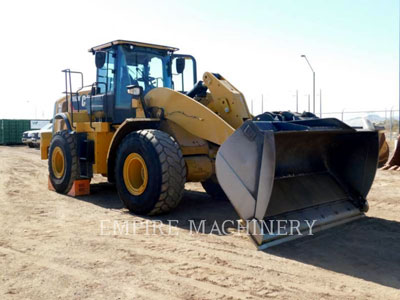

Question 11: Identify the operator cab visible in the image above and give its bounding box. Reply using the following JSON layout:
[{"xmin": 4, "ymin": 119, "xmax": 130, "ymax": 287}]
[{"xmin": 88, "ymin": 40, "xmax": 197, "ymax": 123}]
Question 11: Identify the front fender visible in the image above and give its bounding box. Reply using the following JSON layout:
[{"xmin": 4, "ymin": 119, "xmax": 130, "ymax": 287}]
[{"xmin": 106, "ymin": 118, "xmax": 160, "ymax": 182}]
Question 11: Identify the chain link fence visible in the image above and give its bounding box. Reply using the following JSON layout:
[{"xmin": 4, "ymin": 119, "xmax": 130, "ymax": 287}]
[{"xmin": 321, "ymin": 109, "xmax": 400, "ymax": 151}]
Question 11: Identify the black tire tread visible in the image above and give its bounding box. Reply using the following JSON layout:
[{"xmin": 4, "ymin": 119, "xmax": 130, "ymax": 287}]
[
  {"xmin": 145, "ymin": 130, "xmax": 186, "ymax": 215},
  {"xmin": 48, "ymin": 131, "xmax": 79, "ymax": 194},
  {"xmin": 116, "ymin": 129, "xmax": 186, "ymax": 215}
]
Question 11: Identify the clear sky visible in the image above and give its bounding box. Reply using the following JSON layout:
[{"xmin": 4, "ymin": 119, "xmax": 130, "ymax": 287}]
[{"xmin": 0, "ymin": 0, "xmax": 398, "ymax": 119}]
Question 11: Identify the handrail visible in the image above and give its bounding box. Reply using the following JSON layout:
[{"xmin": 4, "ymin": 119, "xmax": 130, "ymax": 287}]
[{"xmin": 61, "ymin": 69, "xmax": 84, "ymax": 129}]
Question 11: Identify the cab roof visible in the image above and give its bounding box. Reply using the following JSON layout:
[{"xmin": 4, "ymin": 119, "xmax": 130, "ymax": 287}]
[{"xmin": 89, "ymin": 40, "xmax": 179, "ymax": 52}]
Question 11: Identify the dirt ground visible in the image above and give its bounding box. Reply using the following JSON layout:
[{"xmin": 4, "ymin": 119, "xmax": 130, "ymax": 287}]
[{"xmin": 0, "ymin": 145, "xmax": 399, "ymax": 299}]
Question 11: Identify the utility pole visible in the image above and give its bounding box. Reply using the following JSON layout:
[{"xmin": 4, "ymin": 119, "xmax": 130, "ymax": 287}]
[
  {"xmin": 261, "ymin": 94, "xmax": 264, "ymax": 113},
  {"xmin": 319, "ymin": 89, "xmax": 322, "ymax": 117},
  {"xmin": 301, "ymin": 54, "xmax": 316, "ymax": 114},
  {"xmin": 390, "ymin": 107, "xmax": 393, "ymax": 140},
  {"xmin": 313, "ymin": 71, "xmax": 315, "ymax": 113}
]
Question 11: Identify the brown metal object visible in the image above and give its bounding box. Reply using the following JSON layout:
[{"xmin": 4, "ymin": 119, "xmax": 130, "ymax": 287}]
[
  {"xmin": 382, "ymin": 135, "xmax": 400, "ymax": 170},
  {"xmin": 378, "ymin": 132, "xmax": 389, "ymax": 168}
]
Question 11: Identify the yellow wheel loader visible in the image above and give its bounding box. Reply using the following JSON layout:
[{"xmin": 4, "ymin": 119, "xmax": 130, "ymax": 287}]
[{"xmin": 41, "ymin": 40, "xmax": 379, "ymax": 248}]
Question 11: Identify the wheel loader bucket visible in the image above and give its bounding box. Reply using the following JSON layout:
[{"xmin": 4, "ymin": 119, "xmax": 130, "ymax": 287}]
[{"xmin": 216, "ymin": 119, "xmax": 379, "ymax": 249}]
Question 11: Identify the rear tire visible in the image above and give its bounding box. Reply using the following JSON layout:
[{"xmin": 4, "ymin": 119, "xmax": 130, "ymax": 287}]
[
  {"xmin": 115, "ymin": 130, "xmax": 186, "ymax": 215},
  {"xmin": 28, "ymin": 143, "xmax": 34, "ymax": 148},
  {"xmin": 201, "ymin": 175, "xmax": 227, "ymax": 200},
  {"xmin": 48, "ymin": 131, "xmax": 80, "ymax": 194}
]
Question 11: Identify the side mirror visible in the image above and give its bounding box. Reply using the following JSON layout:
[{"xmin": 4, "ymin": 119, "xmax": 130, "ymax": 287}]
[
  {"xmin": 95, "ymin": 52, "xmax": 106, "ymax": 69},
  {"xmin": 176, "ymin": 57, "xmax": 185, "ymax": 74}
]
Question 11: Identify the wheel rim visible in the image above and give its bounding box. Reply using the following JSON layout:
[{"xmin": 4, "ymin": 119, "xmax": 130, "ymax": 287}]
[
  {"xmin": 52, "ymin": 146, "xmax": 65, "ymax": 179},
  {"xmin": 123, "ymin": 153, "xmax": 148, "ymax": 196}
]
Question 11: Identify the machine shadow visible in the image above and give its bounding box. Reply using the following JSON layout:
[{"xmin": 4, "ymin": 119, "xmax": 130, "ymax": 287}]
[
  {"xmin": 147, "ymin": 189, "xmax": 240, "ymax": 232},
  {"xmin": 76, "ymin": 183, "xmax": 400, "ymax": 289},
  {"xmin": 266, "ymin": 216, "xmax": 400, "ymax": 289},
  {"xmin": 75, "ymin": 182, "xmax": 124, "ymax": 209},
  {"xmin": 75, "ymin": 182, "xmax": 239, "ymax": 232}
]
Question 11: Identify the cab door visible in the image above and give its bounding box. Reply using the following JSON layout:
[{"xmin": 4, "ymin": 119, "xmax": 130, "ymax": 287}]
[{"xmin": 94, "ymin": 49, "xmax": 116, "ymax": 122}]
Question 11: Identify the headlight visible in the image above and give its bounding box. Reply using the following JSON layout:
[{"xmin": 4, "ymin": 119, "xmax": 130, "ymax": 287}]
[
  {"xmin": 132, "ymin": 87, "xmax": 142, "ymax": 96},
  {"xmin": 127, "ymin": 85, "xmax": 143, "ymax": 97}
]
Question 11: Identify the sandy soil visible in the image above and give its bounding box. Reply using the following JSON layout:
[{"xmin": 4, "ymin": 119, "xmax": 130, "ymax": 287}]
[{"xmin": 0, "ymin": 145, "xmax": 399, "ymax": 299}]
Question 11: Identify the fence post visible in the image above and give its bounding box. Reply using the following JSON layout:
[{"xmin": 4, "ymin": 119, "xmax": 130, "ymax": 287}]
[
  {"xmin": 261, "ymin": 94, "xmax": 264, "ymax": 113},
  {"xmin": 390, "ymin": 108, "xmax": 393, "ymax": 141},
  {"xmin": 319, "ymin": 89, "xmax": 322, "ymax": 117}
]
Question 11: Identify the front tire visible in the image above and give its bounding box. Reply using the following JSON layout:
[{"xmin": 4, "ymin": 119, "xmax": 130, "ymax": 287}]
[{"xmin": 115, "ymin": 130, "xmax": 186, "ymax": 215}]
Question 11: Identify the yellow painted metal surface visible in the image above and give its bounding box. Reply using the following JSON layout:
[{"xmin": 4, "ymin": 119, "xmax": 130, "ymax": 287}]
[
  {"xmin": 40, "ymin": 131, "xmax": 52, "ymax": 160},
  {"xmin": 54, "ymin": 90, "xmax": 91, "ymax": 115},
  {"xmin": 160, "ymin": 120, "xmax": 209, "ymax": 156},
  {"xmin": 87, "ymin": 131, "xmax": 114, "ymax": 175},
  {"xmin": 51, "ymin": 146, "xmax": 65, "ymax": 178},
  {"xmin": 159, "ymin": 121, "xmax": 214, "ymax": 181},
  {"xmin": 131, "ymin": 99, "xmax": 146, "ymax": 118},
  {"xmin": 145, "ymin": 88, "xmax": 234, "ymax": 145},
  {"xmin": 53, "ymin": 97, "xmax": 69, "ymax": 133},
  {"xmin": 75, "ymin": 121, "xmax": 111, "ymax": 133},
  {"xmin": 185, "ymin": 156, "xmax": 213, "ymax": 182},
  {"xmin": 123, "ymin": 153, "xmax": 148, "ymax": 195},
  {"xmin": 106, "ymin": 118, "xmax": 159, "ymax": 162},
  {"xmin": 105, "ymin": 118, "xmax": 160, "ymax": 179},
  {"xmin": 53, "ymin": 89, "xmax": 92, "ymax": 133},
  {"xmin": 72, "ymin": 111, "xmax": 91, "ymax": 123},
  {"xmin": 202, "ymin": 72, "xmax": 251, "ymax": 130}
]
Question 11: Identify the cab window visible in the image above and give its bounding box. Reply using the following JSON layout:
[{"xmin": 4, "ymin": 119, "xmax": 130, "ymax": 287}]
[{"xmin": 97, "ymin": 50, "xmax": 115, "ymax": 94}]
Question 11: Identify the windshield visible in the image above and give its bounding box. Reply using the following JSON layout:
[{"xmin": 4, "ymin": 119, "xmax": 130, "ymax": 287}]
[{"xmin": 119, "ymin": 45, "xmax": 172, "ymax": 94}]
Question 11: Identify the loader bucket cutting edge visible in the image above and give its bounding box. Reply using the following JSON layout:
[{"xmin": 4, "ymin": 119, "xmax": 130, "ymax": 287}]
[{"xmin": 216, "ymin": 119, "xmax": 379, "ymax": 248}]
